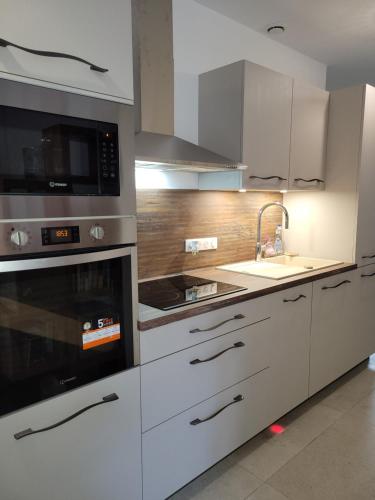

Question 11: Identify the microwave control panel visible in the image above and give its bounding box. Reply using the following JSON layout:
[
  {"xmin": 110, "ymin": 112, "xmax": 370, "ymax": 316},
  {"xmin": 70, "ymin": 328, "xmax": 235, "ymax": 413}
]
[{"xmin": 0, "ymin": 216, "xmax": 136, "ymax": 256}]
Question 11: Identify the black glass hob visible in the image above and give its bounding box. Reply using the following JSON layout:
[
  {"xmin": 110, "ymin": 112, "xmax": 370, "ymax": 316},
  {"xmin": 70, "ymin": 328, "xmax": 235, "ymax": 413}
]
[{"xmin": 139, "ymin": 274, "xmax": 247, "ymax": 310}]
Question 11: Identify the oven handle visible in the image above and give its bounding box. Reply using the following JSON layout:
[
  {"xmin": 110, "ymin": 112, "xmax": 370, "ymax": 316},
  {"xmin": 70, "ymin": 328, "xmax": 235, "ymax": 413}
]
[{"xmin": 0, "ymin": 247, "xmax": 133, "ymax": 273}]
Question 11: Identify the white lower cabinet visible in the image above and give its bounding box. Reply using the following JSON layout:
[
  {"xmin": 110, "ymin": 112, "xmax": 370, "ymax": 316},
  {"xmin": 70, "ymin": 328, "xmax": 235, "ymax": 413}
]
[
  {"xmin": 356, "ymin": 264, "xmax": 375, "ymax": 358},
  {"xmin": 309, "ymin": 270, "xmax": 362, "ymax": 396},
  {"xmin": 0, "ymin": 369, "xmax": 142, "ymax": 500},
  {"xmin": 269, "ymin": 283, "xmax": 312, "ymax": 419},
  {"xmin": 142, "ymin": 367, "xmax": 273, "ymax": 500},
  {"xmin": 141, "ymin": 318, "xmax": 271, "ymax": 431}
]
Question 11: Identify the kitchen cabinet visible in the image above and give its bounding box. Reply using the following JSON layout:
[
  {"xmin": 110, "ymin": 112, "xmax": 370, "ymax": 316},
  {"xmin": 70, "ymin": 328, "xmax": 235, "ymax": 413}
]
[
  {"xmin": 356, "ymin": 264, "xmax": 375, "ymax": 359},
  {"xmin": 0, "ymin": 368, "xmax": 142, "ymax": 500},
  {"xmin": 199, "ymin": 60, "xmax": 328, "ymax": 191},
  {"xmin": 309, "ymin": 270, "xmax": 362, "ymax": 396},
  {"xmin": 289, "ymin": 80, "xmax": 329, "ymax": 190},
  {"xmin": 0, "ymin": 0, "xmax": 133, "ymax": 103}
]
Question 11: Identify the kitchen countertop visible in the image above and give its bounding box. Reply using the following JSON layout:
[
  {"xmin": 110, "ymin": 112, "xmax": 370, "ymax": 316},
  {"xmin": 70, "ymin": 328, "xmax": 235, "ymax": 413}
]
[{"xmin": 138, "ymin": 262, "xmax": 356, "ymax": 331}]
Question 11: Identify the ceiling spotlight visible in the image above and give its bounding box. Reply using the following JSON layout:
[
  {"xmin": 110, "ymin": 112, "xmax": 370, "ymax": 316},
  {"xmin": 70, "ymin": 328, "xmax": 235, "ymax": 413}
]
[{"xmin": 267, "ymin": 25, "xmax": 286, "ymax": 34}]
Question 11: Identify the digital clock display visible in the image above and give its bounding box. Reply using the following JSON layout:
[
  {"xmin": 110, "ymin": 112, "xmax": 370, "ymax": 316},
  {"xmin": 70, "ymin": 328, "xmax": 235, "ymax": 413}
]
[{"xmin": 41, "ymin": 226, "xmax": 80, "ymax": 245}]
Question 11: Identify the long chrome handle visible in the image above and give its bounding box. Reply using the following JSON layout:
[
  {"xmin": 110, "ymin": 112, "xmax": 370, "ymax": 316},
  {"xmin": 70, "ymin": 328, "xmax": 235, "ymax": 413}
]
[
  {"xmin": 14, "ymin": 393, "xmax": 119, "ymax": 440},
  {"xmin": 361, "ymin": 272, "xmax": 375, "ymax": 278},
  {"xmin": 294, "ymin": 178, "xmax": 324, "ymax": 183},
  {"xmin": 0, "ymin": 37, "xmax": 108, "ymax": 72},
  {"xmin": 190, "ymin": 341, "xmax": 245, "ymax": 365},
  {"xmin": 283, "ymin": 294, "xmax": 306, "ymax": 303},
  {"xmin": 362, "ymin": 255, "xmax": 375, "ymax": 260},
  {"xmin": 189, "ymin": 314, "xmax": 245, "ymax": 333},
  {"xmin": 190, "ymin": 395, "xmax": 244, "ymax": 426},
  {"xmin": 322, "ymin": 280, "xmax": 351, "ymax": 290},
  {"xmin": 0, "ymin": 246, "xmax": 132, "ymax": 274},
  {"xmin": 249, "ymin": 175, "xmax": 287, "ymax": 181}
]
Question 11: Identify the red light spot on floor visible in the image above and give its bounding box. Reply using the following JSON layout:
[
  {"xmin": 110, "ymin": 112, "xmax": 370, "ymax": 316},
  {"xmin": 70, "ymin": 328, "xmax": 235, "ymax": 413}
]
[{"xmin": 269, "ymin": 424, "xmax": 285, "ymax": 435}]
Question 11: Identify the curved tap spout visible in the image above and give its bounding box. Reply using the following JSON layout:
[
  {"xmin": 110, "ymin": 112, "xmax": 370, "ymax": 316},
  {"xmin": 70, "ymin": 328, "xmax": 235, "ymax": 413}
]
[{"xmin": 256, "ymin": 202, "xmax": 289, "ymax": 262}]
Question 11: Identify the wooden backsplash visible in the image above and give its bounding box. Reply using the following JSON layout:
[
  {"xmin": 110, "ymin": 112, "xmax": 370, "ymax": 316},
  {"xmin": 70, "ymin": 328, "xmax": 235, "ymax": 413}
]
[{"xmin": 137, "ymin": 190, "xmax": 283, "ymax": 279}]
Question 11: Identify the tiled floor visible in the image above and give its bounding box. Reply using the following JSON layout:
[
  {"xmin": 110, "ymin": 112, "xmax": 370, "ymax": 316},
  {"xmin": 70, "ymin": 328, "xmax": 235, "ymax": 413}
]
[{"xmin": 170, "ymin": 356, "xmax": 375, "ymax": 500}]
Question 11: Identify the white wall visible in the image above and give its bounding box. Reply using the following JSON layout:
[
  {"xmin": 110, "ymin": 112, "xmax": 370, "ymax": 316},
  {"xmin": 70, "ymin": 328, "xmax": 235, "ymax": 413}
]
[
  {"xmin": 327, "ymin": 65, "xmax": 375, "ymax": 91},
  {"xmin": 173, "ymin": 0, "xmax": 327, "ymax": 144}
]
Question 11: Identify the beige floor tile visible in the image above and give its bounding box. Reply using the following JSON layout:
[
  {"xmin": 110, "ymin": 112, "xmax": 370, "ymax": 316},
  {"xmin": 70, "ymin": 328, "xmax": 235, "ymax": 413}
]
[
  {"xmin": 231, "ymin": 400, "xmax": 340, "ymax": 481},
  {"xmin": 268, "ymin": 411, "xmax": 375, "ymax": 500},
  {"xmin": 246, "ymin": 484, "xmax": 290, "ymax": 500},
  {"xmin": 169, "ymin": 454, "xmax": 262, "ymax": 500}
]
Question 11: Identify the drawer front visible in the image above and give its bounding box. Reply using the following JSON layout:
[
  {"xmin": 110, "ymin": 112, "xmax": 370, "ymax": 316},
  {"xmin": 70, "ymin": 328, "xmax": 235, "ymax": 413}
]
[
  {"xmin": 142, "ymin": 368, "xmax": 273, "ymax": 500},
  {"xmin": 140, "ymin": 295, "xmax": 272, "ymax": 364},
  {"xmin": 141, "ymin": 318, "xmax": 271, "ymax": 431}
]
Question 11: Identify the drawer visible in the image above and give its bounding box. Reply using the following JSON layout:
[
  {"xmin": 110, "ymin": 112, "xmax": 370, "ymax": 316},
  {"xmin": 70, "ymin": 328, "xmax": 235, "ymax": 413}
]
[
  {"xmin": 142, "ymin": 368, "xmax": 273, "ymax": 500},
  {"xmin": 140, "ymin": 295, "xmax": 272, "ymax": 364},
  {"xmin": 141, "ymin": 318, "xmax": 271, "ymax": 431}
]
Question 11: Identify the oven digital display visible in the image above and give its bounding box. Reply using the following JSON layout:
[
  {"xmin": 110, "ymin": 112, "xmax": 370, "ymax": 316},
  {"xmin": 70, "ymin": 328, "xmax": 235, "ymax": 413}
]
[{"xmin": 41, "ymin": 226, "xmax": 80, "ymax": 245}]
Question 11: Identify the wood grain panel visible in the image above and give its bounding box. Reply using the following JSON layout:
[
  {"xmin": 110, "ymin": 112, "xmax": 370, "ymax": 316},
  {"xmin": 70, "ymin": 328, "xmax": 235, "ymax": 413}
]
[{"xmin": 137, "ymin": 190, "xmax": 283, "ymax": 279}]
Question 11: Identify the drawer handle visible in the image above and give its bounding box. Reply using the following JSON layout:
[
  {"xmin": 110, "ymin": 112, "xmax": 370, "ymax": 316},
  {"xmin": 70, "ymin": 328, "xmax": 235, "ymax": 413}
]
[
  {"xmin": 362, "ymin": 254, "xmax": 375, "ymax": 259},
  {"xmin": 190, "ymin": 341, "xmax": 245, "ymax": 365},
  {"xmin": 249, "ymin": 175, "xmax": 287, "ymax": 181},
  {"xmin": 189, "ymin": 314, "xmax": 245, "ymax": 334},
  {"xmin": 13, "ymin": 393, "xmax": 119, "ymax": 440},
  {"xmin": 283, "ymin": 294, "xmax": 306, "ymax": 303},
  {"xmin": 190, "ymin": 394, "xmax": 244, "ymax": 426},
  {"xmin": 361, "ymin": 272, "xmax": 375, "ymax": 278},
  {"xmin": 322, "ymin": 280, "xmax": 351, "ymax": 290},
  {"xmin": 0, "ymin": 37, "xmax": 108, "ymax": 73},
  {"xmin": 294, "ymin": 178, "xmax": 325, "ymax": 183}
]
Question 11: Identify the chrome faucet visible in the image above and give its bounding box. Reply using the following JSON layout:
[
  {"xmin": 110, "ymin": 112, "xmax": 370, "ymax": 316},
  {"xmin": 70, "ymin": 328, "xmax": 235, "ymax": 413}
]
[{"xmin": 256, "ymin": 202, "xmax": 289, "ymax": 261}]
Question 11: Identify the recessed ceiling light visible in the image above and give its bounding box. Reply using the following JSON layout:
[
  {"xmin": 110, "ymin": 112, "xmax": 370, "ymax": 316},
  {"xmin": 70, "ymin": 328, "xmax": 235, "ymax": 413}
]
[{"xmin": 267, "ymin": 25, "xmax": 286, "ymax": 35}]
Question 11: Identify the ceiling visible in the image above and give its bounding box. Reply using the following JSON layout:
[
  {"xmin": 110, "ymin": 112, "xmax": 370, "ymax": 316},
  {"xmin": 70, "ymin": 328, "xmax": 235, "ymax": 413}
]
[{"xmin": 195, "ymin": 0, "xmax": 375, "ymax": 68}]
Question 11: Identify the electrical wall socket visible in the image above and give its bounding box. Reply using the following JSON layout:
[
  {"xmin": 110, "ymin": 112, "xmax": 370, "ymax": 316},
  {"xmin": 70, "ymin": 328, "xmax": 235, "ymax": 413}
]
[{"xmin": 185, "ymin": 237, "xmax": 218, "ymax": 253}]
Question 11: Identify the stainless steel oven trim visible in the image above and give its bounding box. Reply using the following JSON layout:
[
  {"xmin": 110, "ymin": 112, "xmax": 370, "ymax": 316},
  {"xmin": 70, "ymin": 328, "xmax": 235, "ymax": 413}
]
[{"xmin": 0, "ymin": 245, "xmax": 140, "ymax": 366}]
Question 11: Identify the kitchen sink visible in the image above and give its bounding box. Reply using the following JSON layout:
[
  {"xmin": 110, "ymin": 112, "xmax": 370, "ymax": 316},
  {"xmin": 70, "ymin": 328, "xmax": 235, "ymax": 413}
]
[{"xmin": 217, "ymin": 256, "xmax": 343, "ymax": 280}]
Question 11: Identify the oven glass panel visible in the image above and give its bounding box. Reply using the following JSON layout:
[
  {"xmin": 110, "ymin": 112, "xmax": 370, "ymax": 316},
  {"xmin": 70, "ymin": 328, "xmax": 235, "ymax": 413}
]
[
  {"xmin": 0, "ymin": 254, "xmax": 133, "ymax": 417},
  {"xmin": 0, "ymin": 105, "xmax": 119, "ymax": 195}
]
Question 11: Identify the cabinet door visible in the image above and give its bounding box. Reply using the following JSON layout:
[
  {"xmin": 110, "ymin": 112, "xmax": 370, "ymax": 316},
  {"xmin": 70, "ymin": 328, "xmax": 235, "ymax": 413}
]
[
  {"xmin": 0, "ymin": 369, "xmax": 142, "ymax": 500},
  {"xmin": 269, "ymin": 284, "xmax": 311, "ymax": 419},
  {"xmin": 0, "ymin": 0, "xmax": 133, "ymax": 103},
  {"xmin": 289, "ymin": 81, "xmax": 329, "ymax": 190},
  {"xmin": 356, "ymin": 265, "xmax": 375, "ymax": 358},
  {"xmin": 356, "ymin": 85, "xmax": 375, "ymax": 266},
  {"xmin": 242, "ymin": 62, "xmax": 292, "ymax": 191},
  {"xmin": 309, "ymin": 271, "xmax": 359, "ymax": 396}
]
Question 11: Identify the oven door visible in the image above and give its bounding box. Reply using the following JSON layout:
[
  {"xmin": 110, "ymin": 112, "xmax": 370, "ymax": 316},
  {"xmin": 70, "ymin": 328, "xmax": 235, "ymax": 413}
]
[{"xmin": 0, "ymin": 246, "xmax": 137, "ymax": 418}]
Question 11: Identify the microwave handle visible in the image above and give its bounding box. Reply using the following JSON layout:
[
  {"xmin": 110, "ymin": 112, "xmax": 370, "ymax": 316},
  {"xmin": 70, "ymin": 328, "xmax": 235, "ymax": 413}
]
[
  {"xmin": 0, "ymin": 246, "xmax": 132, "ymax": 274},
  {"xmin": 0, "ymin": 37, "xmax": 108, "ymax": 73},
  {"xmin": 14, "ymin": 393, "xmax": 119, "ymax": 440}
]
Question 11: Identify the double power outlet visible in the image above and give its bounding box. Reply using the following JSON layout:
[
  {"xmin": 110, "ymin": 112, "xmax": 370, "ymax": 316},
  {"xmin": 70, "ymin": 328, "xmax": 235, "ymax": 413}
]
[{"xmin": 185, "ymin": 237, "xmax": 218, "ymax": 254}]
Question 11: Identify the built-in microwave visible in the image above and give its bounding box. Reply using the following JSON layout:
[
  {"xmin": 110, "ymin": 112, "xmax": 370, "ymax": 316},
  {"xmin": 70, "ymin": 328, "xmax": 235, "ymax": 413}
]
[{"xmin": 0, "ymin": 104, "xmax": 120, "ymax": 196}]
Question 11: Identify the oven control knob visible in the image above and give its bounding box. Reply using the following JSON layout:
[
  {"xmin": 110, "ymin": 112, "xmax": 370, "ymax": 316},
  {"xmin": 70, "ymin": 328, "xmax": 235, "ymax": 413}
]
[
  {"xmin": 90, "ymin": 225, "xmax": 105, "ymax": 241},
  {"xmin": 10, "ymin": 230, "xmax": 29, "ymax": 247}
]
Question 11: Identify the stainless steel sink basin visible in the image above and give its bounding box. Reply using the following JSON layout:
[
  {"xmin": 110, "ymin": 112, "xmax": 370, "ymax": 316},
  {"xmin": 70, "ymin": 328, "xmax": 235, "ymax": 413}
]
[{"xmin": 217, "ymin": 256, "xmax": 343, "ymax": 280}]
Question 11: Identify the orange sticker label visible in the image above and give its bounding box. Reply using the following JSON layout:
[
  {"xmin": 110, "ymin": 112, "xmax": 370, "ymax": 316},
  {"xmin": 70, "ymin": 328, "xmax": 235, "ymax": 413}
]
[{"xmin": 82, "ymin": 323, "xmax": 121, "ymax": 350}]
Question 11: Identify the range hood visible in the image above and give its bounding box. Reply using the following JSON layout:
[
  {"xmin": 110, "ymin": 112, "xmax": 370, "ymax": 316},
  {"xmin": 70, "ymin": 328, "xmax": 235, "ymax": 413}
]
[{"xmin": 132, "ymin": 0, "xmax": 246, "ymax": 173}]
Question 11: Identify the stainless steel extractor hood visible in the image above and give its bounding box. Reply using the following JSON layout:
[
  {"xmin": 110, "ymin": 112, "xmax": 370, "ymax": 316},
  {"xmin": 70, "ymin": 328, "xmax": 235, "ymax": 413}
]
[{"xmin": 132, "ymin": 0, "xmax": 246, "ymax": 173}]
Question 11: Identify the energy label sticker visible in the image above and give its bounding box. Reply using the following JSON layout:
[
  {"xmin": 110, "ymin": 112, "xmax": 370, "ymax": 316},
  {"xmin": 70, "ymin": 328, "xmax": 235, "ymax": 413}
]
[{"xmin": 82, "ymin": 320, "xmax": 121, "ymax": 350}]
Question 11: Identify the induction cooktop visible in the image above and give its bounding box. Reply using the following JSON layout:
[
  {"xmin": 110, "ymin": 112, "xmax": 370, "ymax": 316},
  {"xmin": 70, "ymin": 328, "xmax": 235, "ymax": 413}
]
[{"xmin": 138, "ymin": 274, "xmax": 247, "ymax": 311}]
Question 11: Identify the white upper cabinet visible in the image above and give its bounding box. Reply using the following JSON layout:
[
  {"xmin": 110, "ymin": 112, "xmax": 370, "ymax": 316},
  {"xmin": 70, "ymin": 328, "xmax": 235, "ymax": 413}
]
[
  {"xmin": 289, "ymin": 80, "xmax": 329, "ymax": 190},
  {"xmin": 199, "ymin": 61, "xmax": 328, "ymax": 191},
  {"xmin": 0, "ymin": 0, "xmax": 133, "ymax": 103}
]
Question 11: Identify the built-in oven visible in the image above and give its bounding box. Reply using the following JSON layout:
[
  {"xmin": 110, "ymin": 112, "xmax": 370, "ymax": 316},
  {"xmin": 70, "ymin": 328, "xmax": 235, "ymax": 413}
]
[
  {"xmin": 0, "ymin": 78, "xmax": 135, "ymax": 219},
  {"xmin": 0, "ymin": 216, "xmax": 138, "ymax": 418}
]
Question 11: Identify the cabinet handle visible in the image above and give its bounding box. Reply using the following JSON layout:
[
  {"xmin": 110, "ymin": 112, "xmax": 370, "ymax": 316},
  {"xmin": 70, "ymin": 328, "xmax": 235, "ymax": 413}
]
[
  {"xmin": 283, "ymin": 294, "xmax": 306, "ymax": 303},
  {"xmin": 13, "ymin": 393, "xmax": 119, "ymax": 440},
  {"xmin": 322, "ymin": 280, "xmax": 351, "ymax": 290},
  {"xmin": 190, "ymin": 395, "xmax": 244, "ymax": 426},
  {"xmin": 361, "ymin": 272, "xmax": 375, "ymax": 278},
  {"xmin": 0, "ymin": 37, "xmax": 108, "ymax": 73},
  {"xmin": 189, "ymin": 314, "xmax": 245, "ymax": 333},
  {"xmin": 190, "ymin": 341, "xmax": 245, "ymax": 365},
  {"xmin": 249, "ymin": 175, "xmax": 287, "ymax": 181},
  {"xmin": 362, "ymin": 255, "xmax": 375, "ymax": 260},
  {"xmin": 294, "ymin": 178, "xmax": 325, "ymax": 183}
]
